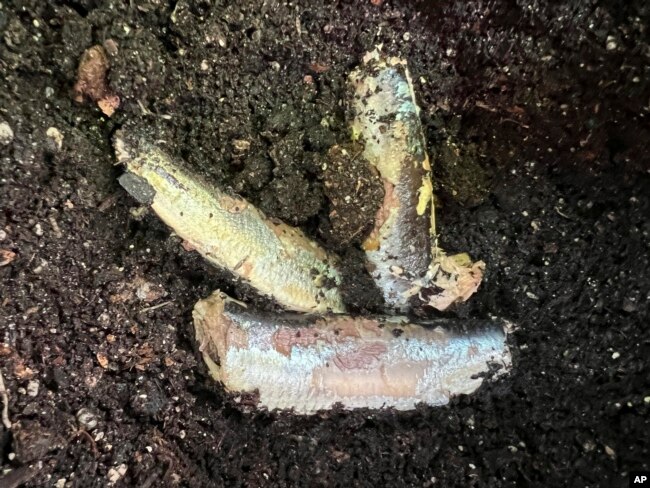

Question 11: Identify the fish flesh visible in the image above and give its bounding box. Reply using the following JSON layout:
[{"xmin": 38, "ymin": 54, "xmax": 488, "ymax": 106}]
[
  {"xmin": 349, "ymin": 49, "xmax": 485, "ymax": 312},
  {"xmin": 350, "ymin": 49, "xmax": 434, "ymax": 312},
  {"xmin": 114, "ymin": 132, "xmax": 345, "ymax": 313},
  {"xmin": 194, "ymin": 291, "xmax": 512, "ymax": 413}
]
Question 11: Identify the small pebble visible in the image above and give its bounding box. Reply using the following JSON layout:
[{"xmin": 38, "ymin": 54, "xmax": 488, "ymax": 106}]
[
  {"xmin": 0, "ymin": 230, "xmax": 6, "ymax": 241},
  {"xmin": 606, "ymin": 36, "xmax": 617, "ymax": 51},
  {"xmin": 33, "ymin": 223, "xmax": 44, "ymax": 237},
  {"xmin": 582, "ymin": 440, "xmax": 596, "ymax": 452},
  {"xmin": 0, "ymin": 121, "xmax": 14, "ymax": 145},
  {"xmin": 46, "ymin": 127, "xmax": 64, "ymax": 151},
  {"xmin": 107, "ymin": 464, "xmax": 128, "ymax": 484},
  {"xmin": 622, "ymin": 298, "xmax": 637, "ymax": 313},
  {"xmin": 27, "ymin": 379, "xmax": 39, "ymax": 397},
  {"xmin": 77, "ymin": 407, "xmax": 98, "ymax": 430},
  {"xmin": 232, "ymin": 139, "xmax": 251, "ymax": 153},
  {"xmin": 611, "ymin": 352, "xmax": 620, "ymax": 359},
  {"xmin": 33, "ymin": 258, "xmax": 48, "ymax": 274},
  {"xmin": 103, "ymin": 39, "xmax": 119, "ymax": 56}
]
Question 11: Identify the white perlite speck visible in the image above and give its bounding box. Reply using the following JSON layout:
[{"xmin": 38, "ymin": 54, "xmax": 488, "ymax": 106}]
[
  {"xmin": 606, "ymin": 35, "xmax": 617, "ymax": 51},
  {"xmin": 46, "ymin": 127, "xmax": 64, "ymax": 150},
  {"xmin": 0, "ymin": 121, "xmax": 14, "ymax": 145},
  {"xmin": 107, "ymin": 464, "xmax": 128, "ymax": 484},
  {"xmin": 27, "ymin": 380, "xmax": 39, "ymax": 397}
]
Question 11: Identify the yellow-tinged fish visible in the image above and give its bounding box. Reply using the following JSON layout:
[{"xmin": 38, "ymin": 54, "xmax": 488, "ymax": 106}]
[{"xmin": 114, "ymin": 133, "xmax": 345, "ymax": 314}]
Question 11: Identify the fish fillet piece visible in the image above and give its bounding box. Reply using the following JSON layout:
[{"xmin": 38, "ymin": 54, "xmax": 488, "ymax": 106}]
[
  {"xmin": 194, "ymin": 291, "xmax": 512, "ymax": 413},
  {"xmin": 349, "ymin": 49, "xmax": 484, "ymax": 312},
  {"xmin": 114, "ymin": 133, "xmax": 345, "ymax": 313}
]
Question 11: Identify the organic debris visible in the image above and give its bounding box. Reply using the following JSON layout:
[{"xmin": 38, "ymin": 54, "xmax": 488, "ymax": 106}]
[
  {"xmin": 0, "ymin": 249, "xmax": 16, "ymax": 266},
  {"xmin": 73, "ymin": 45, "xmax": 120, "ymax": 116},
  {"xmin": 0, "ymin": 369, "xmax": 11, "ymax": 429}
]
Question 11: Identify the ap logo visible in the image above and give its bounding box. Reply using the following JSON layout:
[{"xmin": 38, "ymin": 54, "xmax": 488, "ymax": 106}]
[{"xmin": 631, "ymin": 472, "xmax": 650, "ymax": 487}]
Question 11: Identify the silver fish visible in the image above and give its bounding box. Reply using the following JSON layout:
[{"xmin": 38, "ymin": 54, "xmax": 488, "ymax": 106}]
[
  {"xmin": 350, "ymin": 50, "xmax": 434, "ymax": 312},
  {"xmin": 114, "ymin": 133, "xmax": 345, "ymax": 314},
  {"xmin": 350, "ymin": 49, "xmax": 485, "ymax": 312},
  {"xmin": 194, "ymin": 291, "xmax": 512, "ymax": 413}
]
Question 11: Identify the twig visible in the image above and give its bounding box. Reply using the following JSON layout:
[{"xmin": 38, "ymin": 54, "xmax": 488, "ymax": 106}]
[
  {"xmin": 98, "ymin": 192, "xmax": 120, "ymax": 212},
  {"xmin": 69, "ymin": 429, "xmax": 100, "ymax": 458},
  {"xmin": 554, "ymin": 206, "xmax": 572, "ymax": 219},
  {"xmin": 500, "ymin": 117, "xmax": 530, "ymax": 129},
  {"xmin": 0, "ymin": 368, "xmax": 11, "ymax": 429},
  {"xmin": 140, "ymin": 300, "xmax": 174, "ymax": 313}
]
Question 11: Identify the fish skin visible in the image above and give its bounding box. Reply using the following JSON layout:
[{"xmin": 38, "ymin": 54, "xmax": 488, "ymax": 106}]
[
  {"xmin": 114, "ymin": 134, "xmax": 345, "ymax": 314},
  {"xmin": 349, "ymin": 50, "xmax": 435, "ymax": 312},
  {"xmin": 194, "ymin": 291, "xmax": 512, "ymax": 414},
  {"xmin": 350, "ymin": 50, "xmax": 487, "ymax": 313}
]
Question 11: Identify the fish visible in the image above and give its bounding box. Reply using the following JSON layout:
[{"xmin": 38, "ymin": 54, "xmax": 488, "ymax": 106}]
[
  {"xmin": 349, "ymin": 49, "xmax": 434, "ymax": 312},
  {"xmin": 194, "ymin": 290, "xmax": 512, "ymax": 413},
  {"xmin": 349, "ymin": 49, "xmax": 485, "ymax": 312},
  {"xmin": 114, "ymin": 49, "xmax": 513, "ymax": 415},
  {"xmin": 114, "ymin": 132, "xmax": 345, "ymax": 314}
]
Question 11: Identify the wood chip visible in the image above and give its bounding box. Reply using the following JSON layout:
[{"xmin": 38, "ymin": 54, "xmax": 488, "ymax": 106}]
[
  {"xmin": 0, "ymin": 249, "xmax": 16, "ymax": 266},
  {"xmin": 96, "ymin": 352, "xmax": 109, "ymax": 369},
  {"xmin": 309, "ymin": 62, "xmax": 329, "ymax": 73},
  {"xmin": 73, "ymin": 45, "xmax": 120, "ymax": 116}
]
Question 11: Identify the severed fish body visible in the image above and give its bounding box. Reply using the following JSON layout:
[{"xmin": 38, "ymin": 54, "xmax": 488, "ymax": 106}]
[
  {"xmin": 350, "ymin": 50, "xmax": 434, "ymax": 312},
  {"xmin": 114, "ymin": 134, "xmax": 345, "ymax": 314},
  {"xmin": 350, "ymin": 50, "xmax": 485, "ymax": 312},
  {"xmin": 194, "ymin": 291, "xmax": 512, "ymax": 413}
]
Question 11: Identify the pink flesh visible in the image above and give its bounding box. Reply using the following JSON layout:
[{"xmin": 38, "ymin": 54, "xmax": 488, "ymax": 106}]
[{"xmin": 193, "ymin": 292, "xmax": 511, "ymax": 413}]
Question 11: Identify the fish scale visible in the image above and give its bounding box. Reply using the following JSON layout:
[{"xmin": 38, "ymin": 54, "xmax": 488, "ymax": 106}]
[
  {"xmin": 115, "ymin": 136, "xmax": 345, "ymax": 314},
  {"xmin": 194, "ymin": 291, "xmax": 512, "ymax": 413}
]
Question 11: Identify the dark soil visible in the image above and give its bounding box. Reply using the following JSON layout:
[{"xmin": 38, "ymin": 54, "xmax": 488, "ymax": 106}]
[{"xmin": 1, "ymin": 0, "xmax": 649, "ymax": 486}]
